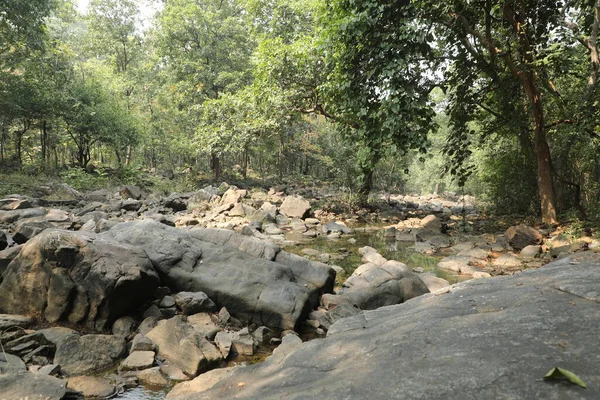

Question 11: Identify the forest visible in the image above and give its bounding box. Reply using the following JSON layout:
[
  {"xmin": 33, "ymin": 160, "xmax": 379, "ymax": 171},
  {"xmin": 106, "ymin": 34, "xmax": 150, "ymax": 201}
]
[{"xmin": 2, "ymin": 0, "xmax": 600, "ymax": 224}]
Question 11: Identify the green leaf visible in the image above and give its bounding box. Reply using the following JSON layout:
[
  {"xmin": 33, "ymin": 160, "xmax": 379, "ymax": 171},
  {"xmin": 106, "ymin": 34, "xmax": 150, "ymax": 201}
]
[{"xmin": 543, "ymin": 367, "xmax": 587, "ymax": 388}]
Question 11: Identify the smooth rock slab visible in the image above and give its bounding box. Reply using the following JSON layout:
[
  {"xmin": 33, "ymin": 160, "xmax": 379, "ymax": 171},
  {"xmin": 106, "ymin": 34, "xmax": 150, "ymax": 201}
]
[
  {"xmin": 119, "ymin": 351, "xmax": 155, "ymax": 371},
  {"xmin": 183, "ymin": 255, "xmax": 600, "ymax": 400},
  {"xmin": 67, "ymin": 376, "xmax": 116, "ymax": 399},
  {"xmin": 0, "ymin": 372, "xmax": 68, "ymax": 400}
]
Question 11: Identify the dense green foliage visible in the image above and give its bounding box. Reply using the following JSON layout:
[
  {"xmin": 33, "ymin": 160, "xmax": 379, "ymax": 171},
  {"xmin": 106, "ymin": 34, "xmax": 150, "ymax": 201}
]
[{"xmin": 1, "ymin": 0, "xmax": 600, "ymax": 221}]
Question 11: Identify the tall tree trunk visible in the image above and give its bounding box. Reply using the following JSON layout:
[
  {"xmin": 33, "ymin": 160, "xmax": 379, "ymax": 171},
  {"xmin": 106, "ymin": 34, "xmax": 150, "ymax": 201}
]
[
  {"xmin": 211, "ymin": 152, "xmax": 220, "ymax": 181},
  {"xmin": 40, "ymin": 120, "xmax": 47, "ymax": 171},
  {"xmin": 521, "ymin": 73, "xmax": 557, "ymax": 224}
]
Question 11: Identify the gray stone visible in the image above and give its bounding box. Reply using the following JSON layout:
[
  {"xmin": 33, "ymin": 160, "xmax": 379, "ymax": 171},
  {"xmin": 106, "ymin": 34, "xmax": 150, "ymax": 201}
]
[
  {"xmin": 166, "ymin": 367, "xmax": 238, "ymax": 399},
  {"xmin": 102, "ymin": 220, "xmax": 334, "ymax": 330},
  {"xmin": 0, "ymin": 314, "xmax": 32, "ymax": 330},
  {"xmin": 0, "ymin": 244, "xmax": 21, "ymax": 277},
  {"xmin": 323, "ymin": 222, "xmax": 353, "ymax": 235},
  {"xmin": 438, "ymin": 255, "xmax": 472, "ymax": 272},
  {"xmin": 12, "ymin": 219, "xmax": 56, "ymax": 244},
  {"xmin": 54, "ymin": 334, "xmax": 127, "ymax": 376},
  {"xmin": 0, "ymin": 207, "xmax": 46, "ymax": 224},
  {"xmin": 0, "ymin": 372, "xmax": 68, "ymax": 400},
  {"xmin": 505, "ymin": 224, "xmax": 543, "ymax": 251},
  {"xmin": 215, "ymin": 331, "xmax": 234, "ymax": 358},
  {"xmin": 119, "ymin": 351, "xmax": 155, "ymax": 371},
  {"xmin": 0, "ymin": 230, "xmax": 159, "ymax": 331},
  {"xmin": 494, "ymin": 253, "xmax": 523, "ymax": 268},
  {"xmin": 120, "ymin": 185, "xmax": 143, "ymax": 200},
  {"xmin": 279, "ymin": 196, "xmax": 311, "ymax": 219},
  {"xmin": 136, "ymin": 366, "xmax": 170, "ymax": 386},
  {"xmin": 160, "ymin": 295, "xmax": 176, "ymax": 308},
  {"xmin": 160, "ymin": 363, "xmax": 190, "ymax": 381},
  {"xmin": 175, "ymin": 291, "xmax": 217, "ymax": 315},
  {"xmin": 418, "ymin": 273, "xmax": 450, "ymax": 292},
  {"xmin": 232, "ymin": 329, "xmax": 255, "ymax": 356},
  {"xmin": 121, "ymin": 198, "xmax": 142, "ymax": 211},
  {"xmin": 37, "ymin": 364, "xmax": 61, "ymax": 376},
  {"xmin": 521, "ymin": 245, "xmax": 542, "ymax": 259},
  {"xmin": 131, "ymin": 333, "xmax": 156, "ymax": 352},
  {"xmin": 112, "ymin": 316, "xmax": 137, "ymax": 338},
  {"xmin": 185, "ymin": 255, "xmax": 600, "ymax": 400},
  {"xmin": 146, "ymin": 316, "xmax": 223, "ymax": 377},
  {"xmin": 67, "ymin": 376, "xmax": 116, "ymax": 399},
  {"xmin": 0, "ymin": 352, "xmax": 27, "ymax": 374}
]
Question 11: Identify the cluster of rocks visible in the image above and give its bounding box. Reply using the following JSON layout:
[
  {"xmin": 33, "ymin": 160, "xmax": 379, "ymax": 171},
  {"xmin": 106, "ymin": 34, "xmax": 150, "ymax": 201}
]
[{"xmin": 2, "ymin": 183, "xmax": 599, "ymax": 399}]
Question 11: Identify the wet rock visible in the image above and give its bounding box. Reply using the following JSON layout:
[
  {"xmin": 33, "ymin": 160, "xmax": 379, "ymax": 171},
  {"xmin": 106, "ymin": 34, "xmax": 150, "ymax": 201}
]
[
  {"xmin": 505, "ymin": 224, "xmax": 543, "ymax": 251},
  {"xmin": 279, "ymin": 196, "xmax": 311, "ymax": 219},
  {"xmin": 67, "ymin": 376, "xmax": 116, "ymax": 399},
  {"xmin": 174, "ymin": 292, "xmax": 217, "ymax": 315},
  {"xmin": 0, "ymin": 229, "xmax": 159, "ymax": 331},
  {"xmin": 54, "ymin": 334, "xmax": 127, "ymax": 376}
]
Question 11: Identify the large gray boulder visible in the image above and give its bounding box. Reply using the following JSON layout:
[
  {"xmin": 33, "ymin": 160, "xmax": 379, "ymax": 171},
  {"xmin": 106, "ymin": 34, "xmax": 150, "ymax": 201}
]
[
  {"xmin": 180, "ymin": 254, "xmax": 600, "ymax": 399},
  {"xmin": 0, "ymin": 229, "xmax": 159, "ymax": 331},
  {"xmin": 54, "ymin": 334, "xmax": 127, "ymax": 376},
  {"xmin": 102, "ymin": 220, "xmax": 334, "ymax": 330}
]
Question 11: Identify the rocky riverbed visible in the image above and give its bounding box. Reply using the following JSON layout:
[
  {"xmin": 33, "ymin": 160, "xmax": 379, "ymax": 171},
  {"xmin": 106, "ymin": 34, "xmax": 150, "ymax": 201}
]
[{"xmin": 1, "ymin": 182, "xmax": 598, "ymax": 399}]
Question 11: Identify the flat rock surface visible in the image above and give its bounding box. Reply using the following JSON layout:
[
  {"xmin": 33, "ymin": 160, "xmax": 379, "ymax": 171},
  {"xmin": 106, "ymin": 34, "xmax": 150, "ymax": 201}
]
[
  {"xmin": 0, "ymin": 372, "xmax": 68, "ymax": 400},
  {"xmin": 180, "ymin": 255, "xmax": 600, "ymax": 399}
]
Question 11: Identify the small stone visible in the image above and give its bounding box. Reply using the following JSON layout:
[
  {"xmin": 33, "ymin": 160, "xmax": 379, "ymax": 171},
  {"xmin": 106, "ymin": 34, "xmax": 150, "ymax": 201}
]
[
  {"xmin": 119, "ymin": 351, "xmax": 155, "ymax": 372},
  {"xmin": 112, "ymin": 316, "xmax": 137, "ymax": 338},
  {"xmin": 136, "ymin": 367, "xmax": 170, "ymax": 387},
  {"xmin": 160, "ymin": 295, "xmax": 176, "ymax": 308},
  {"xmin": 412, "ymin": 267, "xmax": 425, "ymax": 273},
  {"xmin": 160, "ymin": 363, "xmax": 189, "ymax": 381},
  {"xmin": 67, "ymin": 376, "xmax": 116, "ymax": 399},
  {"xmin": 37, "ymin": 364, "xmax": 61, "ymax": 376},
  {"xmin": 215, "ymin": 331, "xmax": 234, "ymax": 358},
  {"xmin": 131, "ymin": 334, "xmax": 156, "ymax": 353},
  {"xmin": 174, "ymin": 292, "xmax": 217, "ymax": 315},
  {"xmin": 251, "ymin": 326, "xmax": 274, "ymax": 345},
  {"xmin": 138, "ymin": 317, "xmax": 160, "ymax": 335},
  {"xmin": 473, "ymin": 271, "xmax": 492, "ymax": 279},
  {"xmin": 520, "ymin": 245, "xmax": 542, "ymax": 259}
]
